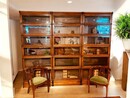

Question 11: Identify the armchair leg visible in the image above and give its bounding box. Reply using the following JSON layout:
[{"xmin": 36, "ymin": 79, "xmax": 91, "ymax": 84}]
[
  {"xmin": 106, "ymin": 85, "xmax": 108, "ymax": 97},
  {"xmin": 96, "ymin": 85, "xmax": 97, "ymax": 88},
  {"xmin": 47, "ymin": 86, "xmax": 50, "ymax": 92},
  {"xmin": 27, "ymin": 86, "xmax": 30, "ymax": 93},
  {"xmin": 32, "ymin": 86, "xmax": 35, "ymax": 98},
  {"xmin": 47, "ymin": 81, "xmax": 50, "ymax": 92},
  {"xmin": 32, "ymin": 90, "xmax": 35, "ymax": 98},
  {"xmin": 88, "ymin": 80, "xmax": 90, "ymax": 93}
]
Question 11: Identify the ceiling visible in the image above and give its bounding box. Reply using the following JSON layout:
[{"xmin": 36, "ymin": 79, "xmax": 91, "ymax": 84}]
[{"xmin": 9, "ymin": 0, "xmax": 116, "ymax": 20}]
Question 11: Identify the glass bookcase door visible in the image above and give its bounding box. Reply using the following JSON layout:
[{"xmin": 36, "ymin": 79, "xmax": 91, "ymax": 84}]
[
  {"xmin": 83, "ymin": 57, "xmax": 108, "ymax": 66},
  {"xmin": 84, "ymin": 16, "xmax": 111, "ymax": 34},
  {"xmin": 54, "ymin": 26, "xmax": 80, "ymax": 34},
  {"xmin": 83, "ymin": 36, "xmax": 110, "ymax": 44},
  {"xmin": 85, "ymin": 16, "xmax": 110, "ymax": 24},
  {"xmin": 22, "ymin": 16, "xmax": 50, "ymax": 24},
  {"xmin": 55, "ymin": 58, "xmax": 79, "ymax": 66},
  {"xmin": 54, "ymin": 16, "xmax": 80, "ymax": 24},
  {"xmin": 54, "ymin": 47, "xmax": 80, "ymax": 55},
  {"xmin": 24, "ymin": 48, "xmax": 50, "ymax": 56},
  {"xmin": 24, "ymin": 58, "xmax": 51, "ymax": 67},
  {"xmin": 54, "ymin": 37, "xmax": 80, "ymax": 45},
  {"xmin": 83, "ymin": 25, "xmax": 110, "ymax": 34},
  {"xmin": 23, "ymin": 36, "xmax": 51, "ymax": 46},
  {"xmin": 23, "ymin": 26, "xmax": 50, "ymax": 34},
  {"xmin": 83, "ymin": 47, "xmax": 108, "ymax": 55}
]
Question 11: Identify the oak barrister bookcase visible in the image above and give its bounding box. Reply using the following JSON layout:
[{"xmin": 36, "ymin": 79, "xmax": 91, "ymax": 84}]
[{"xmin": 19, "ymin": 11, "xmax": 112, "ymax": 86}]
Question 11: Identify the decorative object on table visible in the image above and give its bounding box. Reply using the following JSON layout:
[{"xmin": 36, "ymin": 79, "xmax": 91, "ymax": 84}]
[
  {"xmin": 69, "ymin": 38, "xmax": 74, "ymax": 44},
  {"xmin": 115, "ymin": 13, "xmax": 130, "ymax": 52},
  {"xmin": 71, "ymin": 30, "xmax": 75, "ymax": 34},
  {"xmin": 92, "ymin": 27, "xmax": 97, "ymax": 34},
  {"xmin": 57, "ymin": 48, "xmax": 64, "ymax": 55},
  {"xmin": 58, "ymin": 30, "xmax": 60, "ymax": 33},
  {"xmin": 96, "ymin": 49, "xmax": 100, "ymax": 54},
  {"xmin": 26, "ymin": 37, "xmax": 31, "ymax": 44},
  {"xmin": 29, "ymin": 49, "xmax": 36, "ymax": 55},
  {"xmin": 37, "ymin": 40, "xmax": 43, "ymax": 45},
  {"xmin": 55, "ymin": 37, "xmax": 61, "ymax": 44},
  {"xmin": 44, "ymin": 50, "xmax": 50, "ymax": 55}
]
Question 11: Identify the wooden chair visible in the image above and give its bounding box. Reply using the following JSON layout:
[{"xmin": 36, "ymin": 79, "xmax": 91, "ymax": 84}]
[
  {"xmin": 88, "ymin": 66, "xmax": 111, "ymax": 97},
  {"xmin": 25, "ymin": 66, "xmax": 51, "ymax": 98}
]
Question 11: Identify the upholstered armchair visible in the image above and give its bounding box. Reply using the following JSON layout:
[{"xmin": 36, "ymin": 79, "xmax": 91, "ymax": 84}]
[
  {"xmin": 25, "ymin": 66, "xmax": 51, "ymax": 98},
  {"xmin": 88, "ymin": 66, "xmax": 111, "ymax": 97}
]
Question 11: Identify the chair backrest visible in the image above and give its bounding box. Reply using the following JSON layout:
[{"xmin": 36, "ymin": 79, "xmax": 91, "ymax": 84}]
[
  {"xmin": 24, "ymin": 66, "xmax": 50, "ymax": 86},
  {"xmin": 33, "ymin": 66, "xmax": 50, "ymax": 80},
  {"xmin": 89, "ymin": 66, "xmax": 111, "ymax": 81}
]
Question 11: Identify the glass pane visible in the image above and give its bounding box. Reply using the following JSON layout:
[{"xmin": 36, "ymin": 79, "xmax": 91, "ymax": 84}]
[
  {"xmin": 24, "ymin": 26, "xmax": 50, "ymax": 34},
  {"xmin": 54, "ymin": 47, "xmax": 80, "ymax": 55},
  {"xmin": 54, "ymin": 37, "xmax": 80, "ymax": 45},
  {"xmin": 83, "ymin": 57, "xmax": 108, "ymax": 66},
  {"xmin": 24, "ymin": 36, "xmax": 50, "ymax": 45},
  {"xmin": 55, "ymin": 70, "xmax": 63, "ymax": 79},
  {"xmin": 83, "ymin": 36, "xmax": 109, "ymax": 44},
  {"xmin": 85, "ymin": 16, "xmax": 110, "ymax": 23},
  {"xmin": 22, "ymin": 16, "xmax": 50, "ymax": 24},
  {"xmin": 67, "ymin": 70, "xmax": 79, "ymax": 78},
  {"xmin": 83, "ymin": 47, "xmax": 108, "ymax": 55},
  {"xmin": 24, "ymin": 58, "xmax": 51, "ymax": 67},
  {"xmin": 97, "ymin": 25, "xmax": 110, "ymax": 34},
  {"xmin": 54, "ymin": 26, "xmax": 80, "ymax": 34},
  {"xmin": 55, "ymin": 58, "xmax": 79, "ymax": 66},
  {"xmin": 55, "ymin": 70, "xmax": 79, "ymax": 79},
  {"xmin": 84, "ymin": 25, "xmax": 110, "ymax": 34},
  {"xmin": 24, "ymin": 48, "xmax": 50, "ymax": 56},
  {"xmin": 84, "ymin": 25, "xmax": 95, "ymax": 34},
  {"xmin": 54, "ymin": 16, "xmax": 80, "ymax": 24}
]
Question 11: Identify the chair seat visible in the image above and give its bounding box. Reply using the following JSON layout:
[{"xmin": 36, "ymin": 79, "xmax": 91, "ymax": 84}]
[
  {"xmin": 90, "ymin": 75, "xmax": 108, "ymax": 85},
  {"xmin": 33, "ymin": 77, "xmax": 47, "ymax": 85}
]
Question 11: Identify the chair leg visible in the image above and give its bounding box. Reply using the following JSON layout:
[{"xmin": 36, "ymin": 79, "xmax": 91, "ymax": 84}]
[
  {"xmin": 32, "ymin": 90, "xmax": 35, "ymax": 98},
  {"xmin": 47, "ymin": 81, "xmax": 50, "ymax": 92},
  {"xmin": 47, "ymin": 85, "xmax": 50, "ymax": 92},
  {"xmin": 88, "ymin": 80, "xmax": 90, "ymax": 93},
  {"xmin": 32, "ymin": 86, "xmax": 35, "ymax": 98},
  {"xmin": 96, "ymin": 85, "xmax": 97, "ymax": 88},
  {"xmin": 106, "ymin": 85, "xmax": 108, "ymax": 97},
  {"xmin": 27, "ymin": 85, "xmax": 31, "ymax": 93}
]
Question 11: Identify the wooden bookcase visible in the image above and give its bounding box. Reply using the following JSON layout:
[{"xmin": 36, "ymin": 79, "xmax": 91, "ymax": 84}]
[
  {"xmin": 81, "ymin": 12, "xmax": 112, "ymax": 84},
  {"xmin": 19, "ymin": 11, "xmax": 112, "ymax": 86}
]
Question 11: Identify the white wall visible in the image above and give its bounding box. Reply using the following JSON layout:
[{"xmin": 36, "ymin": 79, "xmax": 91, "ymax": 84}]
[
  {"xmin": 112, "ymin": 0, "xmax": 130, "ymax": 97},
  {"xmin": 0, "ymin": 0, "xmax": 14, "ymax": 97},
  {"xmin": 10, "ymin": 19, "xmax": 21, "ymax": 80},
  {"xmin": 111, "ymin": 0, "xmax": 130, "ymax": 79},
  {"xmin": 11, "ymin": 0, "xmax": 114, "ymax": 12}
]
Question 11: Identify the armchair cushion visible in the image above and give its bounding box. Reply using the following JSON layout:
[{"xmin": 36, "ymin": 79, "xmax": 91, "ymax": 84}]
[
  {"xmin": 33, "ymin": 77, "xmax": 47, "ymax": 85},
  {"xmin": 90, "ymin": 75, "xmax": 108, "ymax": 85}
]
